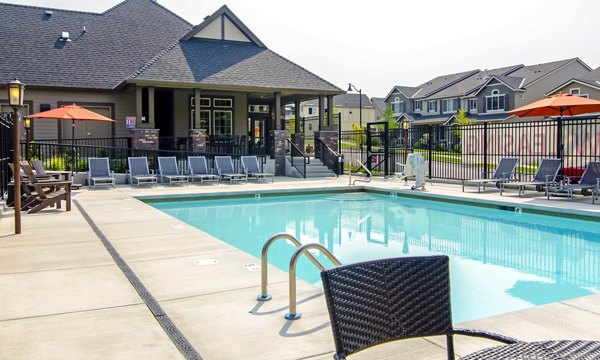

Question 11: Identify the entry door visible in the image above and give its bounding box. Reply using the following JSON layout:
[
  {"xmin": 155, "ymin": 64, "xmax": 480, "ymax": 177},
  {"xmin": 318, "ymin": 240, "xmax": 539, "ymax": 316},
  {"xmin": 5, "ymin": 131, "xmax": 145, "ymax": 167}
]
[{"xmin": 249, "ymin": 116, "xmax": 268, "ymax": 155}]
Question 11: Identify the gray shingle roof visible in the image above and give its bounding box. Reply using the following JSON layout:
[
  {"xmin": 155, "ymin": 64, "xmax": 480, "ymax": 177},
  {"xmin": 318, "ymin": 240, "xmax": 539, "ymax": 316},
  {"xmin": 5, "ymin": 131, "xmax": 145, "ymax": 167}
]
[
  {"xmin": 507, "ymin": 58, "xmax": 579, "ymax": 87},
  {"xmin": 130, "ymin": 38, "xmax": 342, "ymax": 92},
  {"xmin": 414, "ymin": 69, "xmax": 479, "ymax": 99},
  {"xmin": 332, "ymin": 94, "xmax": 373, "ymax": 108},
  {"xmin": 0, "ymin": 0, "xmax": 192, "ymax": 89},
  {"xmin": 427, "ymin": 65, "xmax": 523, "ymax": 99}
]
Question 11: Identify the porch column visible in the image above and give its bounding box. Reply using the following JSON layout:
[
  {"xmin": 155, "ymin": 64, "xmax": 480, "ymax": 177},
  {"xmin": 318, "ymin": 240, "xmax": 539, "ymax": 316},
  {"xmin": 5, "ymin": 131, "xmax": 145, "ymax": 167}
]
[
  {"xmin": 327, "ymin": 95, "xmax": 334, "ymax": 128},
  {"xmin": 148, "ymin": 87, "xmax": 155, "ymax": 128},
  {"xmin": 272, "ymin": 130, "xmax": 286, "ymax": 176},
  {"xmin": 274, "ymin": 92, "xmax": 281, "ymax": 130},
  {"xmin": 190, "ymin": 129, "xmax": 207, "ymax": 153},
  {"xmin": 194, "ymin": 88, "xmax": 201, "ymax": 131},
  {"xmin": 294, "ymin": 100, "xmax": 301, "ymax": 133},
  {"xmin": 319, "ymin": 94, "xmax": 325, "ymax": 130},
  {"xmin": 136, "ymin": 85, "xmax": 143, "ymax": 126}
]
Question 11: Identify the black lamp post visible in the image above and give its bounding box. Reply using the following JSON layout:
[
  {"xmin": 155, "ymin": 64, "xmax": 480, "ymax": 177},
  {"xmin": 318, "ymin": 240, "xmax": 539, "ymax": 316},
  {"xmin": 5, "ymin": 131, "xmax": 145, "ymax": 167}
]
[
  {"xmin": 8, "ymin": 79, "xmax": 25, "ymax": 234},
  {"xmin": 403, "ymin": 119, "xmax": 409, "ymax": 164},
  {"xmin": 347, "ymin": 83, "xmax": 362, "ymax": 127},
  {"xmin": 24, "ymin": 117, "xmax": 31, "ymax": 161}
]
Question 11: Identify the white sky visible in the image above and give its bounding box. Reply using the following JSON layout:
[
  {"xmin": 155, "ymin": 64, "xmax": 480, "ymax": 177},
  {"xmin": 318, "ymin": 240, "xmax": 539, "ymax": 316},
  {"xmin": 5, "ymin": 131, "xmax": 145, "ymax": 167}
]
[{"xmin": 5, "ymin": 0, "xmax": 600, "ymax": 97}]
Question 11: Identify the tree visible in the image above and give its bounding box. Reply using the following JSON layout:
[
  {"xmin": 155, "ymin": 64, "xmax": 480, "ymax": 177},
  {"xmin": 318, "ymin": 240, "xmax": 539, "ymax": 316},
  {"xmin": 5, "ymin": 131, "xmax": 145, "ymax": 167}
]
[
  {"xmin": 453, "ymin": 108, "xmax": 472, "ymax": 136},
  {"xmin": 382, "ymin": 105, "xmax": 398, "ymax": 130}
]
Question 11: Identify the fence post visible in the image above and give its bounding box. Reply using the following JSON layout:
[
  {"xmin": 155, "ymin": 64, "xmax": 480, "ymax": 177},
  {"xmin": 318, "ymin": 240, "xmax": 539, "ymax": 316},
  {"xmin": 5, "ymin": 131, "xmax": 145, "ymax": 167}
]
[
  {"xmin": 483, "ymin": 122, "xmax": 488, "ymax": 176},
  {"xmin": 366, "ymin": 125, "xmax": 372, "ymax": 172},
  {"xmin": 556, "ymin": 117, "xmax": 563, "ymax": 159},
  {"xmin": 428, "ymin": 125, "xmax": 433, "ymax": 170}
]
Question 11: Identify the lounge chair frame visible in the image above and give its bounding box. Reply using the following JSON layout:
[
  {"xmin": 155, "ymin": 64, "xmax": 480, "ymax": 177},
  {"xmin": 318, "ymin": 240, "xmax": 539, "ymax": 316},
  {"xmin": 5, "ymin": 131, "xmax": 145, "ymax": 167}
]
[
  {"xmin": 241, "ymin": 156, "xmax": 273, "ymax": 183},
  {"xmin": 188, "ymin": 156, "xmax": 220, "ymax": 185},
  {"xmin": 499, "ymin": 158, "xmax": 562, "ymax": 196},
  {"xmin": 157, "ymin": 156, "xmax": 188, "ymax": 186},
  {"xmin": 87, "ymin": 157, "xmax": 116, "ymax": 190},
  {"xmin": 215, "ymin": 156, "xmax": 247, "ymax": 183},
  {"xmin": 462, "ymin": 157, "xmax": 519, "ymax": 192},
  {"xmin": 127, "ymin": 157, "xmax": 158, "ymax": 187},
  {"xmin": 547, "ymin": 161, "xmax": 600, "ymax": 203}
]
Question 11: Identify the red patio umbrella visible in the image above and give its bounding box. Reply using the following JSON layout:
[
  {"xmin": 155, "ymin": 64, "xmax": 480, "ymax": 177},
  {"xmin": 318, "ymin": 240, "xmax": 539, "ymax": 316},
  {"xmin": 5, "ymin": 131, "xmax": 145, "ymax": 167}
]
[
  {"xmin": 508, "ymin": 93, "xmax": 600, "ymax": 118},
  {"xmin": 508, "ymin": 93, "xmax": 600, "ymax": 170},
  {"xmin": 28, "ymin": 104, "xmax": 116, "ymax": 174}
]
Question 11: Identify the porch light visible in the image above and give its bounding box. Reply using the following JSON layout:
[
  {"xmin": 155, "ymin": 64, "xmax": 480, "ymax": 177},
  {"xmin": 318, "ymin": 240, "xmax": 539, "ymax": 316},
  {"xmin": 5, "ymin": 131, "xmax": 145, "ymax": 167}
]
[
  {"xmin": 403, "ymin": 119, "xmax": 410, "ymax": 130},
  {"xmin": 8, "ymin": 79, "xmax": 25, "ymax": 108},
  {"xmin": 24, "ymin": 117, "xmax": 31, "ymax": 130}
]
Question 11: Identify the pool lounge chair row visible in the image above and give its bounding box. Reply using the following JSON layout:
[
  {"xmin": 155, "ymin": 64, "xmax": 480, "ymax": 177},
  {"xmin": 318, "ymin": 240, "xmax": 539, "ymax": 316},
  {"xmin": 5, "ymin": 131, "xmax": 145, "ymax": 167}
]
[
  {"xmin": 125, "ymin": 155, "xmax": 273, "ymax": 187},
  {"xmin": 462, "ymin": 157, "xmax": 600, "ymax": 203}
]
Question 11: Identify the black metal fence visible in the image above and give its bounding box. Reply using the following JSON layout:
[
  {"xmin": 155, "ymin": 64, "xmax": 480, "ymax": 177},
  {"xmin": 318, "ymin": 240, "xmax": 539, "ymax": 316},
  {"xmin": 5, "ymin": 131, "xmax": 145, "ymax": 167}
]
[
  {"xmin": 0, "ymin": 112, "xmax": 13, "ymax": 199},
  {"xmin": 34, "ymin": 137, "xmax": 131, "ymax": 148},
  {"xmin": 22, "ymin": 142, "xmax": 265, "ymax": 177},
  {"xmin": 340, "ymin": 117, "xmax": 600, "ymax": 180}
]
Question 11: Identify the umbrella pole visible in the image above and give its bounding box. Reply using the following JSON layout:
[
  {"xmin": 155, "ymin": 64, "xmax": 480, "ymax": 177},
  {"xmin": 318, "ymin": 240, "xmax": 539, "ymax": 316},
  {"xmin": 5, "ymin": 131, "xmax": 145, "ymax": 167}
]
[{"xmin": 72, "ymin": 119, "xmax": 75, "ymax": 176}]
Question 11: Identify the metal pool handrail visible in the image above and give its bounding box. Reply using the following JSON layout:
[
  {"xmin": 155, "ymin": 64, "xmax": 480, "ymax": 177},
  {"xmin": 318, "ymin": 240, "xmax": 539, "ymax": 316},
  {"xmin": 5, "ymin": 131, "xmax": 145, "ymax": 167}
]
[
  {"xmin": 257, "ymin": 233, "xmax": 324, "ymax": 301},
  {"xmin": 285, "ymin": 243, "xmax": 342, "ymax": 320},
  {"xmin": 349, "ymin": 158, "xmax": 372, "ymax": 185}
]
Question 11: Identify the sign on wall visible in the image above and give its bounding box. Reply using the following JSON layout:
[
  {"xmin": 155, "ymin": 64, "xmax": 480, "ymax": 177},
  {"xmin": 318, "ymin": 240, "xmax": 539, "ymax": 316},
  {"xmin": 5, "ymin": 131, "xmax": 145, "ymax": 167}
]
[{"xmin": 125, "ymin": 116, "xmax": 136, "ymax": 129}]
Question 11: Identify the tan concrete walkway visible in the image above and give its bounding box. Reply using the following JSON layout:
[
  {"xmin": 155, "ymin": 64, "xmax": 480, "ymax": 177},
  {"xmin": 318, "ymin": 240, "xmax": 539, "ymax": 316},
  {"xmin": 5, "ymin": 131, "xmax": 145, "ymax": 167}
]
[{"xmin": 1, "ymin": 176, "xmax": 599, "ymax": 359}]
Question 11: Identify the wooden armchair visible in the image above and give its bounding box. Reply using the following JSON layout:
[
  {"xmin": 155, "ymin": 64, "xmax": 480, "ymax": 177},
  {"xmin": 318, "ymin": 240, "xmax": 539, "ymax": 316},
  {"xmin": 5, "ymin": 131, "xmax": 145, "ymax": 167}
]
[{"xmin": 19, "ymin": 160, "xmax": 72, "ymax": 214}]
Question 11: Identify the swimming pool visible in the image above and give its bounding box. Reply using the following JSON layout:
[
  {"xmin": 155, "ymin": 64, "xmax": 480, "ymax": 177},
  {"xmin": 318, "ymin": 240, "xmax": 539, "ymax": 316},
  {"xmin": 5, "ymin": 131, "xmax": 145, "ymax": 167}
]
[{"xmin": 149, "ymin": 191, "xmax": 600, "ymax": 323}]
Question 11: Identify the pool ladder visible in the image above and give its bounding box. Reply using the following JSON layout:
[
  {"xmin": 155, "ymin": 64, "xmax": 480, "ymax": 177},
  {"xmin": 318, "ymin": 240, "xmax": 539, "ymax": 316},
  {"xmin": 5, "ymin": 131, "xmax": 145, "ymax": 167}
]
[
  {"xmin": 348, "ymin": 159, "xmax": 372, "ymax": 185},
  {"xmin": 257, "ymin": 232, "xmax": 342, "ymax": 320}
]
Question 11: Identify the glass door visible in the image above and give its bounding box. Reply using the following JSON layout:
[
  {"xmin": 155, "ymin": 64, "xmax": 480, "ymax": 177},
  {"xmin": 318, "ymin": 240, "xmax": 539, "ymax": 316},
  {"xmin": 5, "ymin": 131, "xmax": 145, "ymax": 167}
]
[{"xmin": 249, "ymin": 116, "xmax": 268, "ymax": 155}]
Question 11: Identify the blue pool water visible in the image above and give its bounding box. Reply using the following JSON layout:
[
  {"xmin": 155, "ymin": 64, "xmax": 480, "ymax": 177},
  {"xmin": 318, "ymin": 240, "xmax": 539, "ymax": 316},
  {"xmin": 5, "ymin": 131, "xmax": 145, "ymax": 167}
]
[{"xmin": 150, "ymin": 192, "xmax": 600, "ymax": 323}]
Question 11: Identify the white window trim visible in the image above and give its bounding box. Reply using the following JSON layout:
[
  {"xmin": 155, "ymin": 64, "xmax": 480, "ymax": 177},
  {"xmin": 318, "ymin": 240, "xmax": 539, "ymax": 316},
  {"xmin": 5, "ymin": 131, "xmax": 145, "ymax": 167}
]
[
  {"xmin": 442, "ymin": 99, "xmax": 456, "ymax": 114},
  {"xmin": 485, "ymin": 90, "xmax": 505, "ymax": 112},
  {"xmin": 468, "ymin": 98, "xmax": 477, "ymax": 112},
  {"xmin": 414, "ymin": 100, "xmax": 421, "ymax": 111},
  {"xmin": 428, "ymin": 100, "xmax": 437, "ymax": 113},
  {"xmin": 392, "ymin": 97, "xmax": 401, "ymax": 114},
  {"xmin": 213, "ymin": 110, "xmax": 233, "ymax": 135},
  {"xmin": 214, "ymin": 98, "xmax": 233, "ymax": 108}
]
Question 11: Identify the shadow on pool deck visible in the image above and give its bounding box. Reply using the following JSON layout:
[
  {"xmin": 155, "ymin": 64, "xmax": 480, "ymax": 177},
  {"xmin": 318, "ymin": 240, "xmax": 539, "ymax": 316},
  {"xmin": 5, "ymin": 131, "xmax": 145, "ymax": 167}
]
[{"xmin": 1, "ymin": 176, "xmax": 599, "ymax": 359}]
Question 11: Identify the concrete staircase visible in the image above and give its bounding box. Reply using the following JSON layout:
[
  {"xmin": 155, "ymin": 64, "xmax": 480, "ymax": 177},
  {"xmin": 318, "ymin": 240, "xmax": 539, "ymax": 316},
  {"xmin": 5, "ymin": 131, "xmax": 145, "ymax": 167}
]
[{"xmin": 287, "ymin": 157, "xmax": 336, "ymax": 178}]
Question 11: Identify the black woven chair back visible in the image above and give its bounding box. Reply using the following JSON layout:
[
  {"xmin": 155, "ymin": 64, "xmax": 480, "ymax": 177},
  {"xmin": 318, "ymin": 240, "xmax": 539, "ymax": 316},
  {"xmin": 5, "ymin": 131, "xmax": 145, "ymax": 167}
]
[{"xmin": 321, "ymin": 255, "xmax": 454, "ymax": 359}]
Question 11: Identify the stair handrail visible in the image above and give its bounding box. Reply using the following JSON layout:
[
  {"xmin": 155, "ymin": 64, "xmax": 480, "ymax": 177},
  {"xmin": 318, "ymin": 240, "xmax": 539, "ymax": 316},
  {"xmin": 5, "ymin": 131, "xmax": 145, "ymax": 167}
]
[
  {"xmin": 285, "ymin": 243, "xmax": 342, "ymax": 320},
  {"xmin": 348, "ymin": 158, "xmax": 372, "ymax": 185},
  {"xmin": 286, "ymin": 139, "xmax": 308, "ymax": 178},
  {"xmin": 257, "ymin": 233, "xmax": 324, "ymax": 301},
  {"xmin": 315, "ymin": 138, "xmax": 342, "ymax": 176}
]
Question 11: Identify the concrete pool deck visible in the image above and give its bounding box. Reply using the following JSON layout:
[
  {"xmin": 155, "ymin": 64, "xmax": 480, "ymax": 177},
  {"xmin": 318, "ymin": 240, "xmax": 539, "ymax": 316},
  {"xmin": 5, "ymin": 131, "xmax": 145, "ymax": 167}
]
[{"xmin": 1, "ymin": 176, "xmax": 600, "ymax": 359}]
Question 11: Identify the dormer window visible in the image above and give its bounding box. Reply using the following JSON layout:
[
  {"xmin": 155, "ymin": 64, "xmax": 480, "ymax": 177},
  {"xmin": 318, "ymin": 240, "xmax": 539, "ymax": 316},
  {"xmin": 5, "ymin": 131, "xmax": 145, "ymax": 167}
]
[{"xmin": 485, "ymin": 89, "xmax": 505, "ymax": 112}]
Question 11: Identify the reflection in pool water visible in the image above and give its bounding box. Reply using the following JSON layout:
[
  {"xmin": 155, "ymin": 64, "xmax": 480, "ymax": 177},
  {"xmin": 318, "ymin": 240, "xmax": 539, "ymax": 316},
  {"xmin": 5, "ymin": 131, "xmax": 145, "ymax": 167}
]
[{"xmin": 150, "ymin": 192, "xmax": 600, "ymax": 323}]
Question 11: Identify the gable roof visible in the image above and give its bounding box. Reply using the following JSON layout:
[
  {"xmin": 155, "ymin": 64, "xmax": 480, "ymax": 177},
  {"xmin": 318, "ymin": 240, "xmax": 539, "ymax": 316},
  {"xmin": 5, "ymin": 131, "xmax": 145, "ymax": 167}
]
[
  {"xmin": 427, "ymin": 65, "xmax": 523, "ymax": 100},
  {"xmin": 506, "ymin": 58, "xmax": 591, "ymax": 87},
  {"xmin": 546, "ymin": 66, "xmax": 600, "ymax": 95},
  {"xmin": 180, "ymin": 5, "xmax": 266, "ymax": 48},
  {"xmin": 413, "ymin": 69, "xmax": 480, "ymax": 99},
  {"xmin": 128, "ymin": 38, "xmax": 342, "ymax": 93},
  {"xmin": 370, "ymin": 97, "xmax": 387, "ymax": 117},
  {"xmin": 0, "ymin": 0, "xmax": 192, "ymax": 89},
  {"xmin": 332, "ymin": 94, "xmax": 373, "ymax": 108},
  {"xmin": 384, "ymin": 85, "xmax": 420, "ymax": 102}
]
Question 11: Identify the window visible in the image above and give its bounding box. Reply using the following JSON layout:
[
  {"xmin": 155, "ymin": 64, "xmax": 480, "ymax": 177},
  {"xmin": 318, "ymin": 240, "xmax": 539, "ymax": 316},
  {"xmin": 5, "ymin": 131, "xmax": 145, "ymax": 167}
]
[
  {"xmin": 468, "ymin": 99, "xmax": 477, "ymax": 111},
  {"xmin": 249, "ymin": 105, "xmax": 269, "ymax": 113},
  {"xmin": 214, "ymin": 98, "xmax": 233, "ymax": 108},
  {"xmin": 570, "ymin": 88, "xmax": 589, "ymax": 98},
  {"xmin": 190, "ymin": 97, "xmax": 210, "ymax": 107},
  {"xmin": 427, "ymin": 100, "xmax": 437, "ymax": 113},
  {"xmin": 308, "ymin": 123, "xmax": 313, "ymax": 131},
  {"xmin": 213, "ymin": 110, "xmax": 232, "ymax": 135},
  {"xmin": 485, "ymin": 89, "xmax": 505, "ymax": 111},
  {"xmin": 191, "ymin": 109, "xmax": 211, "ymax": 130},
  {"xmin": 308, "ymin": 107, "xmax": 314, "ymax": 115},
  {"xmin": 413, "ymin": 100, "xmax": 422, "ymax": 111},
  {"xmin": 442, "ymin": 99, "xmax": 456, "ymax": 113},
  {"xmin": 392, "ymin": 97, "xmax": 401, "ymax": 114}
]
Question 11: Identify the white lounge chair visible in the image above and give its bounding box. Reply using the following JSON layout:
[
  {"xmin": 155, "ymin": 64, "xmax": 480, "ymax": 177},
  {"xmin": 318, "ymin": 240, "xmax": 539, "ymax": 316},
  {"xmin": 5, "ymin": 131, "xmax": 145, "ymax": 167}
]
[
  {"xmin": 157, "ymin": 156, "xmax": 188, "ymax": 186},
  {"xmin": 87, "ymin": 157, "xmax": 115, "ymax": 190},
  {"xmin": 127, "ymin": 157, "xmax": 158, "ymax": 187},
  {"xmin": 241, "ymin": 156, "xmax": 273, "ymax": 183},
  {"xmin": 188, "ymin": 156, "xmax": 220, "ymax": 185}
]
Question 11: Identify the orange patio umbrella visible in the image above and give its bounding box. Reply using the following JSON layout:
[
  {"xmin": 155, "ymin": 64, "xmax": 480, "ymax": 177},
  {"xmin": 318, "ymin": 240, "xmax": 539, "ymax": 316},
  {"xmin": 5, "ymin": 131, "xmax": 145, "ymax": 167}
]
[
  {"xmin": 508, "ymin": 93, "xmax": 600, "ymax": 118},
  {"xmin": 28, "ymin": 104, "xmax": 116, "ymax": 174}
]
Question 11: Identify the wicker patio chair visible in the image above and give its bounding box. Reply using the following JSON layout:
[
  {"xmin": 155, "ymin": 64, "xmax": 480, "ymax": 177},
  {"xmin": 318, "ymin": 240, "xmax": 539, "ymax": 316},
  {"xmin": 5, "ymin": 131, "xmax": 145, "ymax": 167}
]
[
  {"xmin": 157, "ymin": 156, "xmax": 188, "ymax": 186},
  {"xmin": 462, "ymin": 157, "xmax": 519, "ymax": 192},
  {"xmin": 188, "ymin": 156, "xmax": 220, "ymax": 185},
  {"xmin": 241, "ymin": 155, "xmax": 273, "ymax": 183},
  {"xmin": 321, "ymin": 255, "xmax": 600, "ymax": 359},
  {"xmin": 214, "ymin": 156, "xmax": 247, "ymax": 183},
  {"xmin": 127, "ymin": 157, "xmax": 157, "ymax": 188}
]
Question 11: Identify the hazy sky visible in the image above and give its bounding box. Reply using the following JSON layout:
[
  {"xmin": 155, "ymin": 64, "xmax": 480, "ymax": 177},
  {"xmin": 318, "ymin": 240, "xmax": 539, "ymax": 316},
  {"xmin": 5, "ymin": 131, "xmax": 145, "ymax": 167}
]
[{"xmin": 4, "ymin": 0, "xmax": 600, "ymax": 97}]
